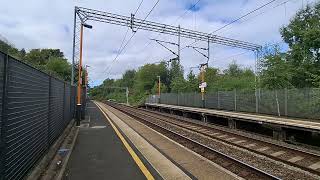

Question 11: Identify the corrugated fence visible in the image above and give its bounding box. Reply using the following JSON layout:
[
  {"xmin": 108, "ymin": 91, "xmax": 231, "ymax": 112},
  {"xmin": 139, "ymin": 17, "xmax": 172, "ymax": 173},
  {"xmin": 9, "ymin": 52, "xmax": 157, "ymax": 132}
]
[
  {"xmin": 0, "ymin": 51, "xmax": 77, "ymax": 180},
  {"xmin": 146, "ymin": 88, "xmax": 320, "ymax": 120}
]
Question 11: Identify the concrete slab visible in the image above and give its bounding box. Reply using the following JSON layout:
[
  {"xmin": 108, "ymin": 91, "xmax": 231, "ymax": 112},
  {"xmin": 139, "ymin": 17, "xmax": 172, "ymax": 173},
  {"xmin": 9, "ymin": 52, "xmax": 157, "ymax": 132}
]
[
  {"xmin": 244, "ymin": 143, "xmax": 256, "ymax": 148},
  {"xmin": 256, "ymin": 146, "xmax": 270, "ymax": 152},
  {"xmin": 233, "ymin": 140, "xmax": 247, "ymax": 144},
  {"xmin": 271, "ymin": 151, "xmax": 286, "ymax": 157},
  {"xmin": 96, "ymin": 102, "xmax": 191, "ymax": 180},
  {"xmin": 309, "ymin": 161, "xmax": 320, "ymax": 170},
  {"xmin": 288, "ymin": 156, "xmax": 304, "ymax": 163},
  {"xmin": 64, "ymin": 101, "xmax": 155, "ymax": 180}
]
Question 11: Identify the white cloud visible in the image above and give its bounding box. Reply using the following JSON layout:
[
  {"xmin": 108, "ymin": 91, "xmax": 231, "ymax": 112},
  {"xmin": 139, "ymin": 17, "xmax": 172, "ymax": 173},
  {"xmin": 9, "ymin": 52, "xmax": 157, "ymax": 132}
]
[{"xmin": 1, "ymin": 0, "xmax": 318, "ymax": 87}]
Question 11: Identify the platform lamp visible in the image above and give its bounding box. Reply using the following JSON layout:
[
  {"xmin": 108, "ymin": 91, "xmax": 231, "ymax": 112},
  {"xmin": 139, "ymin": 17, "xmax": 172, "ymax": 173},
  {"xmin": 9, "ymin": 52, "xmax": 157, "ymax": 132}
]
[{"xmin": 76, "ymin": 23, "xmax": 92, "ymax": 126}]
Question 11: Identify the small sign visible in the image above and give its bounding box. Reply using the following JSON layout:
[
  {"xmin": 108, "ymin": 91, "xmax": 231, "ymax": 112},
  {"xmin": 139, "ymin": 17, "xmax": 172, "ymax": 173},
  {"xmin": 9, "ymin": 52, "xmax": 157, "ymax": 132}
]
[{"xmin": 199, "ymin": 82, "xmax": 207, "ymax": 88}]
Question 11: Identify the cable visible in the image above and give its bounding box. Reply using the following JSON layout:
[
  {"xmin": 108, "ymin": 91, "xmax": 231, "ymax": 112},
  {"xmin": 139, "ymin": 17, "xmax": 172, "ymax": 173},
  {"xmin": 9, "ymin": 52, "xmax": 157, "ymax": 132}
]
[
  {"xmin": 116, "ymin": 28, "xmax": 130, "ymax": 57},
  {"xmin": 113, "ymin": 0, "xmax": 145, "ymax": 63},
  {"xmin": 211, "ymin": 0, "xmax": 277, "ymax": 35},
  {"xmin": 105, "ymin": 0, "xmax": 160, "ymax": 75},
  {"xmin": 140, "ymin": 0, "xmax": 202, "ymax": 65},
  {"xmin": 134, "ymin": 0, "xmax": 144, "ymax": 15},
  {"xmin": 183, "ymin": 0, "xmax": 279, "ymax": 49},
  {"xmin": 220, "ymin": 0, "xmax": 295, "ymax": 38}
]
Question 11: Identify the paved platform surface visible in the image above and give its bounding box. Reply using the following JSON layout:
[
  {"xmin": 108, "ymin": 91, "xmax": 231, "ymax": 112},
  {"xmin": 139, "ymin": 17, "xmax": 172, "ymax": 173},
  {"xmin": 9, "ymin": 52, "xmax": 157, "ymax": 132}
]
[
  {"xmin": 101, "ymin": 102, "xmax": 239, "ymax": 180},
  {"xmin": 145, "ymin": 103, "xmax": 320, "ymax": 131},
  {"xmin": 64, "ymin": 101, "xmax": 158, "ymax": 180}
]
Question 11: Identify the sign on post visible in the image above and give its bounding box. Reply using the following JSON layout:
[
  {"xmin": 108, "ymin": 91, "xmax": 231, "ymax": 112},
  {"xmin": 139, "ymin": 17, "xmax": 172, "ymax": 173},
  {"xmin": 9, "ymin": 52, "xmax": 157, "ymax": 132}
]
[{"xmin": 199, "ymin": 82, "xmax": 207, "ymax": 88}]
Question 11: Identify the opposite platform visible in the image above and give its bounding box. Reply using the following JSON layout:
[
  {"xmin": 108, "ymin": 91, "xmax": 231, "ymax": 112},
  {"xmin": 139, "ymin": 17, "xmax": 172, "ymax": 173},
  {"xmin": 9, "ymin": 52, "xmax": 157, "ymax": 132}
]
[{"xmin": 145, "ymin": 103, "xmax": 320, "ymax": 132}]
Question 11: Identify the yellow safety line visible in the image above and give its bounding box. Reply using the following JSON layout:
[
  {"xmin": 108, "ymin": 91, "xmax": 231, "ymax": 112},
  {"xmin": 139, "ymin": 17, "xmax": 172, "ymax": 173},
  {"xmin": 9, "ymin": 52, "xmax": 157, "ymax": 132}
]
[{"xmin": 94, "ymin": 101, "xmax": 155, "ymax": 180}]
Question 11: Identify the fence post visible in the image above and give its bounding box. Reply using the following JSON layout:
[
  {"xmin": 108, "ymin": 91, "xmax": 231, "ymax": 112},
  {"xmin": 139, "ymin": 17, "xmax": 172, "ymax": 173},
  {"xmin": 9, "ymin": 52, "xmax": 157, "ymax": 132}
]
[
  {"xmin": 177, "ymin": 93, "xmax": 179, "ymax": 106},
  {"xmin": 285, "ymin": 88, "xmax": 288, "ymax": 116},
  {"xmin": 70, "ymin": 85, "xmax": 73, "ymax": 120},
  {"xmin": 217, "ymin": 91, "xmax": 220, "ymax": 109},
  {"xmin": 0, "ymin": 54, "xmax": 9, "ymax": 180},
  {"xmin": 255, "ymin": 88, "xmax": 259, "ymax": 113},
  {"xmin": 234, "ymin": 89, "xmax": 237, "ymax": 111},
  {"xmin": 63, "ymin": 83, "xmax": 66, "ymax": 124},
  {"xmin": 47, "ymin": 76, "xmax": 51, "ymax": 148}
]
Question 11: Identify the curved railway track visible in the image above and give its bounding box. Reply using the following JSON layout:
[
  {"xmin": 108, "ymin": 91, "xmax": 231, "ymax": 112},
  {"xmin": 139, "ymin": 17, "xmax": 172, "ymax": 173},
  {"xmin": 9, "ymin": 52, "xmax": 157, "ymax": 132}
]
[{"xmin": 106, "ymin": 102, "xmax": 280, "ymax": 180}]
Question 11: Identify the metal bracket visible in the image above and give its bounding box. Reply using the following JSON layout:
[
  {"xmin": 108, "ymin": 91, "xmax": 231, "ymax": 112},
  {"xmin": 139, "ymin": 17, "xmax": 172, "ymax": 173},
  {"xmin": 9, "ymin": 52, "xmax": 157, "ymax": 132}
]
[{"xmin": 130, "ymin": 13, "xmax": 136, "ymax": 33}]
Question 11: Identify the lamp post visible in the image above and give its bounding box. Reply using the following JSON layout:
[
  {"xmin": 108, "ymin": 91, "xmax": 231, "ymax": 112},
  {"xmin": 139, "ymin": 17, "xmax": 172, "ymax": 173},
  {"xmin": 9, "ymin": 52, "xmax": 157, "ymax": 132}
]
[{"xmin": 76, "ymin": 23, "xmax": 92, "ymax": 126}]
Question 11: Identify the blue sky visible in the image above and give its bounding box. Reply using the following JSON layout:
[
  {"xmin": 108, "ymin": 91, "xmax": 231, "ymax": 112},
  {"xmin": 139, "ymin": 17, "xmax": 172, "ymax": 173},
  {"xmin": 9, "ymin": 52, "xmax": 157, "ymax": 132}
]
[{"xmin": 0, "ymin": 0, "xmax": 318, "ymax": 87}]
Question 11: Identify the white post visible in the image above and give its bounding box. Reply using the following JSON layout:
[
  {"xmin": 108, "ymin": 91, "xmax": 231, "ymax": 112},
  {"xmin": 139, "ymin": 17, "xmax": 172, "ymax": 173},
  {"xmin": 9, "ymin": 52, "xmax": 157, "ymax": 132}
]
[
  {"xmin": 234, "ymin": 89, "xmax": 237, "ymax": 111},
  {"xmin": 126, "ymin": 87, "xmax": 129, "ymax": 105}
]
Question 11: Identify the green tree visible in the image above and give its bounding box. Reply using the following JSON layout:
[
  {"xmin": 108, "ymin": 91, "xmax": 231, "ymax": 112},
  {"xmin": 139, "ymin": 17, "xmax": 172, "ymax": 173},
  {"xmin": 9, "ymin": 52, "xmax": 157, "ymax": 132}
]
[
  {"xmin": 120, "ymin": 69, "xmax": 136, "ymax": 88},
  {"xmin": 46, "ymin": 57, "xmax": 72, "ymax": 81},
  {"xmin": 171, "ymin": 76, "xmax": 189, "ymax": 93},
  {"xmin": 186, "ymin": 70, "xmax": 199, "ymax": 92},
  {"xmin": 223, "ymin": 61, "xmax": 242, "ymax": 77},
  {"xmin": 151, "ymin": 81, "xmax": 168, "ymax": 94},
  {"xmin": 134, "ymin": 63, "xmax": 168, "ymax": 94},
  {"xmin": 169, "ymin": 60, "xmax": 184, "ymax": 84},
  {"xmin": 24, "ymin": 49, "xmax": 64, "ymax": 69},
  {"xmin": 280, "ymin": 2, "xmax": 320, "ymax": 87},
  {"xmin": 260, "ymin": 45, "xmax": 292, "ymax": 89}
]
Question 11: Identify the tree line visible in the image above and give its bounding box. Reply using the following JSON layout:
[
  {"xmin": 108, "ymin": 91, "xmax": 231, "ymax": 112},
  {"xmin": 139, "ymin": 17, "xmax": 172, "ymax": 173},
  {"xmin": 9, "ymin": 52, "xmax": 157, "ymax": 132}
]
[
  {"xmin": 90, "ymin": 2, "xmax": 320, "ymax": 104},
  {"xmin": 0, "ymin": 40, "xmax": 77, "ymax": 82}
]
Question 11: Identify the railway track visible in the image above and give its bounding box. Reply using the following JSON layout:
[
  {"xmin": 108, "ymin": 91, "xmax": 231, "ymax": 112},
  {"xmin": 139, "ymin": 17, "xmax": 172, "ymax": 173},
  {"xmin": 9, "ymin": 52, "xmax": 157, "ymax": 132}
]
[
  {"xmin": 106, "ymin": 102, "xmax": 280, "ymax": 180},
  {"xmin": 107, "ymin": 102, "xmax": 320, "ymax": 179},
  {"xmin": 140, "ymin": 107, "xmax": 320, "ymax": 176}
]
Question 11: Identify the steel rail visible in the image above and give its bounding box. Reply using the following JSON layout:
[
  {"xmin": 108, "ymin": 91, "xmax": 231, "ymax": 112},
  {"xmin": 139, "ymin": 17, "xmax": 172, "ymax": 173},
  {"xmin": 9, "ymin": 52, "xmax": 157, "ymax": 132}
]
[
  {"xmin": 107, "ymin": 102, "xmax": 280, "ymax": 180},
  {"xmin": 138, "ymin": 106, "xmax": 320, "ymax": 176}
]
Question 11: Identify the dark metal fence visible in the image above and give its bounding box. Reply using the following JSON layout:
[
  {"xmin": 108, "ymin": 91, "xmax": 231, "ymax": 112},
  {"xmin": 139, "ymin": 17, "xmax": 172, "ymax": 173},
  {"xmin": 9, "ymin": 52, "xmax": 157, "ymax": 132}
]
[
  {"xmin": 0, "ymin": 51, "xmax": 76, "ymax": 180},
  {"xmin": 146, "ymin": 88, "xmax": 320, "ymax": 120}
]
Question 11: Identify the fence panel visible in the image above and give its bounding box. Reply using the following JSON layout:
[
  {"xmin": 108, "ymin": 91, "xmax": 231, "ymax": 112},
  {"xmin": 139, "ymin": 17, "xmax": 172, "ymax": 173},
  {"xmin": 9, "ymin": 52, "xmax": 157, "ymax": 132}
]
[
  {"xmin": 0, "ymin": 52, "xmax": 77, "ymax": 180},
  {"xmin": 71, "ymin": 86, "xmax": 76, "ymax": 116},
  {"xmin": 259, "ymin": 89, "xmax": 285, "ymax": 116},
  {"xmin": 0, "ymin": 52, "xmax": 5, "ymax": 141},
  {"xmin": 155, "ymin": 88, "xmax": 320, "ymax": 120},
  {"xmin": 64, "ymin": 84, "xmax": 71, "ymax": 125},
  {"xmin": 219, "ymin": 91, "xmax": 235, "ymax": 111},
  {"xmin": 48, "ymin": 77, "xmax": 65, "ymax": 145},
  {"xmin": 4, "ymin": 57, "xmax": 50, "ymax": 180},
  {"xmin": 287, "ymin": 88, "xmax": 320, "ymax": 119},
  {"xmin": 236, "ymin": 89, "xmax": 256, "ymax": 113},
  {"xmin": 206, "ymin": 92, "xmax": 218, "ymax": 109}
]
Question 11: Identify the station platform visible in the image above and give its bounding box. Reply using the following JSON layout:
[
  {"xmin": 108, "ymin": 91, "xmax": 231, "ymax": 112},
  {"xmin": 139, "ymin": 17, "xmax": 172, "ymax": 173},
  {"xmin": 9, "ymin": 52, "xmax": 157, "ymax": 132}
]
[
  {"xmin": 64, "ymin": 101, "xmax": 159, "ymax": 180},
  {"xmin": 145, "ymin": 103, "xmax": 320, "ymax": 131},
  {"xmin": 64, "ymin": 101, "xmax": 240, "ymax": 180},
  {"xmin": 145, "ymin": 103, "xmax": 320, "ymax": 142}
]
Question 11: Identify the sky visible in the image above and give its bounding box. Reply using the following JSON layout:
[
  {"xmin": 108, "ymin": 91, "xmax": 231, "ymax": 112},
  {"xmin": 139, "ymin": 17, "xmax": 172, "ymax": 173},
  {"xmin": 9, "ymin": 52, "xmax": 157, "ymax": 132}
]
[{"xmin": 0, "ymin": 0, "xmax": 319, "ymax": 86}]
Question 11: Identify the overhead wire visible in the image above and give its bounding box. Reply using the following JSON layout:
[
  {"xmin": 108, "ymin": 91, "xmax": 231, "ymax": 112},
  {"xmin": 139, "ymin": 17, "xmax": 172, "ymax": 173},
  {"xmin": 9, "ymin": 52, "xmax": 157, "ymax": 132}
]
[
  {"xmin": 141, "ymin": 0, "xmax": 201, "ymax": 62},
  {"xmin": 114, "ymin": 0, "xmax": 144, "ymax": 65},
  {"xmin": 173, "ymin": 0, "xmax": 296, "ymax": 70},
  {"xmin": 182, "ymin": 0, "xmax": 279, "ymax": 51},
  {"xmin": 104, "ymin": 0, "xmax": 160, "ymax": 75}
]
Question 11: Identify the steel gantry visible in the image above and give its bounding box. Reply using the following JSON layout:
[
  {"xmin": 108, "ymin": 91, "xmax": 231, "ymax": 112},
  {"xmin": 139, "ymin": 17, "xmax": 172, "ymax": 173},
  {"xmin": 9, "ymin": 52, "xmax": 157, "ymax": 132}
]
[{"xmin": 72, "ymin": 6, "xmax": 262, "ymax": 84}]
